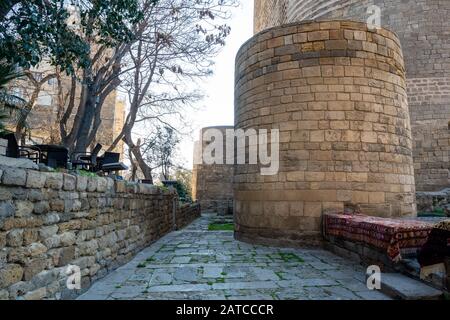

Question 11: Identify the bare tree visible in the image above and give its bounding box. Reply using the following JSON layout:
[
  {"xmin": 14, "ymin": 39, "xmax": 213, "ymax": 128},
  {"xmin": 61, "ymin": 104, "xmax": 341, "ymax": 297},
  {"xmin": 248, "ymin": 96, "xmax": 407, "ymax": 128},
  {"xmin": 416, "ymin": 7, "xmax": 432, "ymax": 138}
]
[
  {"xmin": 14, "ymin": 70, "xmax": 57, "ymax": 142},
  {"xmin": 107, "ymin": 0, "xmax": 237, "ymax": 183}
]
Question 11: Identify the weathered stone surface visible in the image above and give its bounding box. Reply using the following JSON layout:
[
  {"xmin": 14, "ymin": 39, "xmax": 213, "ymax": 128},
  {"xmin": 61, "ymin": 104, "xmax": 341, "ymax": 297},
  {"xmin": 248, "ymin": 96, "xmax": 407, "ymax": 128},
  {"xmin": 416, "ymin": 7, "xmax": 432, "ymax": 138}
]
[
  {"xmin": 0, "ymin": 264, "xmax": 24, "ymax": 288},
  {"xmin": 87, "ymin": 177, "xmax": 97, "ymax": 192},
  {"xmin": 22, "ymin": 287, "xmax": 46, "ymax": 300},
  {"xmin": 27, "ymin": 242, "xmax": 47, "ymax": 257},
  {"xmin": 0, "ymin": 201, "xmax": 14, "ymax": 218},
  {"xmin": 8, "ymin": 281, "xmax": 32, "ymax": 299},
  {"xmin": 39, "ymin": 225, "xmax": 59, "ymax": 239},
  {"xmin": 42, "ymin": 213, "xmax": 60, "ymax": 225},
  {"xmin": 0, "ymin": 162, "xmax": 198, "ymax": 299},
  {"xmin": 192, "ymin": 126, "xmax": 234, "ymax": 216},
  {"xmin": 234, "ymin": 20, "xmax": 416, "ymax": 246},
  {"xmin": 51, "ymin": 246, "xmax": 75, "ymax": 267},
  {"xmin": 63, "ymin": 174, "xmax": 76, "ymax": 191},
  {"xmin": 78, "ymin": 216, "xmax": 392, "ymax": 301},
  {"xmin": 23, "ymin": 258, "xmax": 47, "ymax": 281},
  {"xmin": 15, "ymin": 200, "xmax": 34, "ymax": 217},
  {"xmin": 0, "ymin": 156, "xmax": 39, "ymax": 170},
  {"xmin": 0, "ymin": 186, "xmax": 12, "ymax": 201},
  {"xmin": 76, "ymin": 176, "xmax": 88, "ymax": 192},
  {"xmin": 254, "ymin": 0, "xmax": 450, "ymax": 192},
  {"xmin": 6, "ymin": 229, "xmax": 24, "ymax": 247},
  {"xmin": 23, "ymin": 229, "xmax": 38, "ymax": 245},
  {"xmin": 26, "ymin": 170, "xmax": 46, "ymax": 189},
  {"xmin": 96, "ymin": 178, "xmax": 108, "ymax": 193},
  {"xmin": 0, "ymin": 289, "xmax": 9, "ymax": 300},
  {"xmin": 1, "ymin": 168, "xmax": 27, "ymax": 186},
  {"xmin": 379, "ymin": 273, "xmax": 442, "ymax": 300},
  {"xmin": 33, "ymin": 201, "xmax": 50, "ymax": 215},
  {"xmin": 44, "ymin": 172, "xmax": 63, "ymax": 189}
]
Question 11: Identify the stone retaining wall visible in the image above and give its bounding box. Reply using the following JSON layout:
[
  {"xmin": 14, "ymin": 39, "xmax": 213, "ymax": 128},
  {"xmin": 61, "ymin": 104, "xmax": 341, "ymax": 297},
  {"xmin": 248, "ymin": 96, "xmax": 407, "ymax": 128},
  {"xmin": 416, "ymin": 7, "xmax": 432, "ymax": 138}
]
[{"xmin": 0, "ymin": 162, "xmax": 200, "ymax": 300}]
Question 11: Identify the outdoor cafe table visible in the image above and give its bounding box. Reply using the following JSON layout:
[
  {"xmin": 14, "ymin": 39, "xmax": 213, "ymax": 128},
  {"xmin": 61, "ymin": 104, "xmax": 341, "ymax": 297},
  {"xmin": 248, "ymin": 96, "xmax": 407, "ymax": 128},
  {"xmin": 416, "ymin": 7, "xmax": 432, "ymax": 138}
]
[{"xmin": 33, "ymin": 144, "xmax": 69, "ymax": 168}]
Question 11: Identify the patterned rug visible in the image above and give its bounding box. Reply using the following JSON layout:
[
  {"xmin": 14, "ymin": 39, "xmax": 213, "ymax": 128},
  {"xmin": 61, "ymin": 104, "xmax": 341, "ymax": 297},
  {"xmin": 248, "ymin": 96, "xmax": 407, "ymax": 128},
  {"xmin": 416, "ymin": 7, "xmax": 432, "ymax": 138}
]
[{"xmin": 324, "ymin": 213, "xmax": 435, "ymax": 262}]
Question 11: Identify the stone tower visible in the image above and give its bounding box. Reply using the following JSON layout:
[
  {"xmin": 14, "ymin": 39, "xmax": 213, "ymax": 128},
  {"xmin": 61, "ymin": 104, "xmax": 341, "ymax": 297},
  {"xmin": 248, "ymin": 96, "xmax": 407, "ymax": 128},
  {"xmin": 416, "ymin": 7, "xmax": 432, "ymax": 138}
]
[
  {"xmin": 235, "ymin": 20, "xmax": 416, "ymax": 246},
  {"xmin": 192, "ymin": 126, "xmax": 234, "ymax": 215},
  {"xmin": 254, "ymin": 0, "xmax": 450, "ymax": 191}
]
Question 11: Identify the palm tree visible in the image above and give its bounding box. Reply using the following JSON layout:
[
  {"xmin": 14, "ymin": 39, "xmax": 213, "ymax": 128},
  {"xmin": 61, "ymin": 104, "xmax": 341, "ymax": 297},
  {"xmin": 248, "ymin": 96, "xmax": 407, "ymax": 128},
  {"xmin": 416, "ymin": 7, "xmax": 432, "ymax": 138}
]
[{"xmin": 0, "ymin": 62, "xmax": 25, "ymax": 135}]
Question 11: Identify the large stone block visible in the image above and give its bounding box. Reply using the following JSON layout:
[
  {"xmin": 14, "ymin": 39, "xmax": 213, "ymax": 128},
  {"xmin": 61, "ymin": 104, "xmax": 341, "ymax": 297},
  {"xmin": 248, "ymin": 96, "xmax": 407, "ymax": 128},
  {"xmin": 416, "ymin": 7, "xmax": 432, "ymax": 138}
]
[
  {"xmin": 26, "ymin": 170, "xmax": 46, "ymax": 189},
  {"xmin": 0, "ymin": 264, "xmax": 24, "ymax": 288},
  {"xmin": 44, "ymin": 172, "xmax": 63, "ymax": 189},
  {"xmin": 1, "ymin": 168, "xmax": 27, "ymax": 187},
  {"xmin": 63, "ymin": 174, "xmax": 76, "ymax": 191}
]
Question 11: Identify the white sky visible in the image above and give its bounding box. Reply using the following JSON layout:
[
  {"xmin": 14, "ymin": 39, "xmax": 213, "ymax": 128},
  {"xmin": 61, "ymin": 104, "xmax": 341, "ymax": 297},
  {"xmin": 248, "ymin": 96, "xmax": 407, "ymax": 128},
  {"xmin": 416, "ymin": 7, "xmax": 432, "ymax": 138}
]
[{"xmin": 177, "ymin": 1, "xmax": 254, "ymax": 169}]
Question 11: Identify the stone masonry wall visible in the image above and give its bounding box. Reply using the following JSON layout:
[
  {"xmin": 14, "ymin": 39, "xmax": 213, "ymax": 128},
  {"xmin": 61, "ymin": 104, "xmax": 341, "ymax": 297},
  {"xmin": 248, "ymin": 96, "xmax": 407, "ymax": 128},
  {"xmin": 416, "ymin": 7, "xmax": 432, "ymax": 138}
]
[
  {"xmin": 254, "ymin": 0, "xmax": 450, "ymax": 191},
  {"xmin": 0, "ymin": 161, "xmax": 200, "ymax": 300},
  {"xmin": 234, "ymin": 20, "xmax": 416, "ymax": 247},
  {"xmin": 192, "ymin": 126, "xmax": 234, "ymax": 215}
]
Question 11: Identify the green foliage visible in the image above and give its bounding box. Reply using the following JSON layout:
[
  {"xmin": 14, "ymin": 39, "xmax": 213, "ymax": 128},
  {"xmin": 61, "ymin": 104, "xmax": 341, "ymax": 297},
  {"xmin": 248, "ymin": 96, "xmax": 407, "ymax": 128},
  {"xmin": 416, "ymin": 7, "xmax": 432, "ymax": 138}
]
[
  {"xmin": 75, "ymin": 169, "xmax": 98, "ymax": 177},
  {"xmin": 156, "ymin": 184, "xmax": 169, "ymax": 193},
  {"xmin": 0, "ymin": 0, "xmax": 148, "ymax": 74},
  {"xmin": 418, "ymin": 209, "xmax": 446, "ymax": 217},
  {"xmin": 207, "ymin": 223, "xmax": 234, "ymax": 231},
  {"xmin": 172, "ymin": 180, "xmax": 192, "ymax": 203},
  {"xmin": 174, "ymin": 169, "xmax": 193, "ymax": 202},
  {"xmin": 278, "ymin": 252, "xmax": 304, "ymax": 263},
  {"xmin": 0, "ymin": 61, "xmax": 24, "ymax": 134}
]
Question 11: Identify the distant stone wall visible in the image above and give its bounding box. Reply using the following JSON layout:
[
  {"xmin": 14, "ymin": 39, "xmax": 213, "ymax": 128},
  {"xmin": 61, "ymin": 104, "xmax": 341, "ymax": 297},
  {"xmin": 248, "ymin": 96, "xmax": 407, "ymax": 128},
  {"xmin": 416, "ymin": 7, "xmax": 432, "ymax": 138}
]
[
  {"xmin": 0, "ymin": 159, "xmax": 200, "ymax": 300},
  {"xmin": 192, "ymin": 126, "xmax": 234, "ymax": 215},
  {"xmin": 234, "ymin": 20, "xmax": 416, "ymax": 247},
  {"xmin": 254, "ymin": 0, "xmax": 450, "ymax": 191}
]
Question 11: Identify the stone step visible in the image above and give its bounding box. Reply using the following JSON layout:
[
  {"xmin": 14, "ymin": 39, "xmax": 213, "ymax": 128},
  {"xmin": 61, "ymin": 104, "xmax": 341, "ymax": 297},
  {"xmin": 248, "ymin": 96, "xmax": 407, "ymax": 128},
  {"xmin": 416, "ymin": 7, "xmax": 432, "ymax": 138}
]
[{"xmin": 378, "ymin": 273, "xmax": 443, "ymax": 300}]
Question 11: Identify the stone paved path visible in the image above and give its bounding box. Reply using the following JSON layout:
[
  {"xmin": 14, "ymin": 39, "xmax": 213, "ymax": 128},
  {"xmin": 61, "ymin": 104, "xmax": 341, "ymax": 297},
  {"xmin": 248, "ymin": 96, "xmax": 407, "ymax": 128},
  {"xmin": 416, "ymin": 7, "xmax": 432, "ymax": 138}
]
[{"xmin": 78, "ymin": 215, "xmax": 391, "ymax": 300}]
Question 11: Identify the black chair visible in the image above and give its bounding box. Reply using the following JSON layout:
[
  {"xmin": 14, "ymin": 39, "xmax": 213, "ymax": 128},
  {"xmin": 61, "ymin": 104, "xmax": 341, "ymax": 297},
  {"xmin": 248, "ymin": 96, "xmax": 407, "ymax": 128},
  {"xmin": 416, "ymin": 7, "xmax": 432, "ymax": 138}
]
[
  {"xmin": 97, "ymin": 151, "xmax": 128, "ymax": 174},
  {"xmin": 0, "ymin": 132, "xmax": 41, "ymax": 163},
  {"xmin": 71, "ymin": 143, "xmax": 103, "ymax": 171}
]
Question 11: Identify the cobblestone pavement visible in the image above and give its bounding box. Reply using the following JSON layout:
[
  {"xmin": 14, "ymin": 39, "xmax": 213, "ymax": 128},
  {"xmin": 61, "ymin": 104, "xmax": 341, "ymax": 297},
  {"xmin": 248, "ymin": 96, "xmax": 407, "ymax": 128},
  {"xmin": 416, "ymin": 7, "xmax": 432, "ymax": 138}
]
[{"xmin": 78, "ymin": 215, "xmax": 391, "ymax": 300}]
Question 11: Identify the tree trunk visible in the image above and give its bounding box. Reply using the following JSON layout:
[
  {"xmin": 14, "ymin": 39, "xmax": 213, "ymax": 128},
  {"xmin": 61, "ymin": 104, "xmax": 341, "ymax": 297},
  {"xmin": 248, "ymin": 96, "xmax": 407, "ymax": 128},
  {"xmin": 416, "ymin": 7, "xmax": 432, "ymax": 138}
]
[
  {"xmin": 124, "ymin": 133, "xmax": 153, "ymax": 183},
  {"xmin": 72, "ymin": 93, "xmax": 96, "ymax": 155},
  {"xmin": 15, "ymin": 87, "xmax": 40, "ymax": 143}
]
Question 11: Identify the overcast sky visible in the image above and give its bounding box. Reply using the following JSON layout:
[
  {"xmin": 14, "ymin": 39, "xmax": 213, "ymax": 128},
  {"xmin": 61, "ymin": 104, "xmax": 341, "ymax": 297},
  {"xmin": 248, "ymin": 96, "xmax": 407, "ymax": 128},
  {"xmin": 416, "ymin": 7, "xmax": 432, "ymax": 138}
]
[{"xmin": 178, "ymin": 1, "xmax": 254, "ymax": 169}]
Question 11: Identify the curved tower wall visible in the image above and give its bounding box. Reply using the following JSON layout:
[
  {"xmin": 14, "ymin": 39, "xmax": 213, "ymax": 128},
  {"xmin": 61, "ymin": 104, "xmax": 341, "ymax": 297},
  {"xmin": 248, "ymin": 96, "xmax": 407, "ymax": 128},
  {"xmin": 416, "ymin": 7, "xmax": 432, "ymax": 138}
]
[
  {"xmin": 254, "ymin": 0, "xmax": 450, "ymax": 191},
  {"xmin": 234, "ymin": 20, "xmax": 416, "ymax": 246}
]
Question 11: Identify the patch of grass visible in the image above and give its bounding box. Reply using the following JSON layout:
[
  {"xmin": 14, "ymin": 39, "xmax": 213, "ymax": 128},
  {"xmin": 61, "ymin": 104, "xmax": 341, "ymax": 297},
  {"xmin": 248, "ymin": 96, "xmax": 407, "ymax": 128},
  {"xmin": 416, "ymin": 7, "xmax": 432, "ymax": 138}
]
[
  {"xmin": 208, "ymin": 223, "xmax": 234, "ymax": 231},
  {"xmin": 221, "ymin": 272, "xmax": 227, "ymax": 276},
  {"xmin": 279, "ymin": 252, "xmax": 304, "ymax": 263},
  {"xmin": 418, "ymin": 209, "xmax": 447, "ymax": 217},
  {"xmin": 76, "ymin": 169, "xmax": 98, "ymax": 177},
  {"xmin": 115, "ymin": 285, "xmax": 122, "ymax": 289},
  {"xmin": 137, "ymin": 262, "xmax": 147, "ymax": 268},
  {"xmin": 207, "ymin": 281, "xmax": 214, "ymax": 286},
  {"xmin": 275, "ymin": 271, "xmax": 285, "ymax": 280},
  {"xmin": 145, "ymin": 257, "xmax": 155, "ymax": 262}
]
